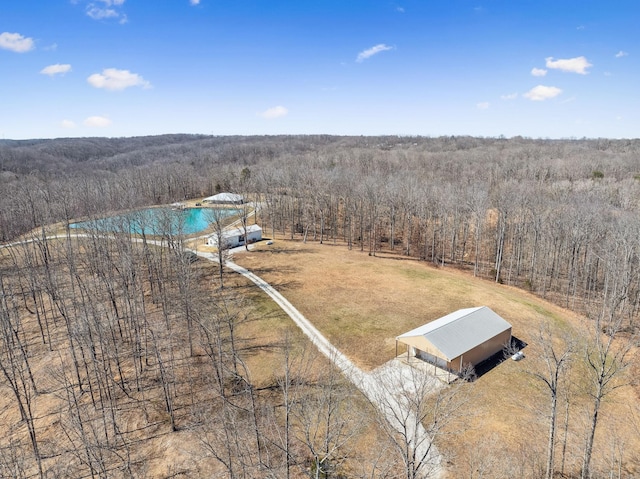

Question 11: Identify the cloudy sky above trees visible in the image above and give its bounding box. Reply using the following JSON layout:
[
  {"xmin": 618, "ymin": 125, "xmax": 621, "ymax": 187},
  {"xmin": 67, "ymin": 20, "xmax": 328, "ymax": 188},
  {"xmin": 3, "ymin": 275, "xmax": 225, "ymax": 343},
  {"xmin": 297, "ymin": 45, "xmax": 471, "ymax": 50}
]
[{"xmin": 0, "ymin": 0, "xmax": 637, "ymax": 139}]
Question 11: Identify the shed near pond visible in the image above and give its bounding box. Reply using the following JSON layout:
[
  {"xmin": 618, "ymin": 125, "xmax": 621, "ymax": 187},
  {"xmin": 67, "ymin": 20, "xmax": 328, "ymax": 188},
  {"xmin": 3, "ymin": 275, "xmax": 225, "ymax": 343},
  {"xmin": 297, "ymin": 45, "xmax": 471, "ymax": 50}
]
[
  {"xmin": 396, "ymin": 306, "xmax": 512, "ymax": 374},
  {"xmin": 207, "ymin": 224, "xmax": 262, "ymax": 249}
]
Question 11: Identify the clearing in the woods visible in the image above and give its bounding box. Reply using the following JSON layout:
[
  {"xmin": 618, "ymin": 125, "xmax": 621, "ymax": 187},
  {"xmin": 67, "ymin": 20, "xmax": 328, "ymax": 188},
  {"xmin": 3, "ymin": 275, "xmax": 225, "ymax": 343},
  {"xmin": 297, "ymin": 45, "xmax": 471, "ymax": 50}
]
[{"xmin": 233, "ymin": 235, "xmax": 640, "ymax": 477}]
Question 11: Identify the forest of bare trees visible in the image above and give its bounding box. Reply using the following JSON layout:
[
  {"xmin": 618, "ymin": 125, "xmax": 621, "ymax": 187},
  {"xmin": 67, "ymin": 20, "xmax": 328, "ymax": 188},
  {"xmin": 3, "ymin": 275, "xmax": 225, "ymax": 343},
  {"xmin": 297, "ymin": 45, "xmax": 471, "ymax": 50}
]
[
  {"xmin": 4, "ymin": 135, "xmax": 640, "ymax": 324},
  {"xmin": 1, "ymin": 134, "xmax": 639, "ymax": 477}
]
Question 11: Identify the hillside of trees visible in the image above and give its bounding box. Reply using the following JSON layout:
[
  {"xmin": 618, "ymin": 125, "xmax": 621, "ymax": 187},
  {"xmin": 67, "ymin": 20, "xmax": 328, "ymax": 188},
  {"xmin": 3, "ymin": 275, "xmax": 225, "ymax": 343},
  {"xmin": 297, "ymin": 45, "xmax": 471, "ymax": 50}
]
[
  {"xmin": 3, "ymin": 134, "xmax": 640, "ymax": 323},
  {"xmin": 1, "ymin": 134, "xmax": 639, "ymax": 478}
]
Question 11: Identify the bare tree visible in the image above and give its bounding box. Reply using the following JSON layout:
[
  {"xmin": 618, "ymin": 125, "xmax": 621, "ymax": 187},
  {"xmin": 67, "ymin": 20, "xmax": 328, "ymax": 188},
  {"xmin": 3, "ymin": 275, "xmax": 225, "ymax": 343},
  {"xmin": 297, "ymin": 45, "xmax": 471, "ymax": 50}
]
[
  {"xmin": 581, "ymin": 233, "xmax": 639, "ymax": 479},
  {"xmin": 0, "ymin": 439, "xmax": 29, "ymax": 479},
  {"xmin": 529, "ymin": 325, "xmax": 575, "ymax": 479},
  {"xmin": 580, "ymin": 316, "xmax": 636, "ymax": 479},
  {"xmin": 0, "ymin": 271, "xmax": 43, "ymax": 478},
  {"xmin": 205, "ymin": 207, "xmax": 235, "ymax": 289},
  {"xmin": 149, "ymin": 328, "xmax": 177, "ymax": 432},
  {"xmin": 274, "ymin": 334, "xmax": 302, "ymax": 479},
  {"xmin": 369, "ymin": 363, "xmax": 470, "ymax": 479},
  {"xmin": 293, "ymin": 352, "xmax": 361, "ymax": 478},
  {"xmin": 465, "ymin": 182, "xmax": 489, "ymax": 277},
  {"xmin": 238, "ymin": 197, "xmax": 255, "ymax": 252}
]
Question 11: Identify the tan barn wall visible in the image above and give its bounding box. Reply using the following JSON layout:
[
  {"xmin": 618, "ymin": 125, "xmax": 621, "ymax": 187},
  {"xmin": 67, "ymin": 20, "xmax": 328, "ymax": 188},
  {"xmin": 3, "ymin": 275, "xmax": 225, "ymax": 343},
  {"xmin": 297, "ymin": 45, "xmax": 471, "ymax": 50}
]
[
  {"xmin": 454, "ymin": 329, "xmax": 512, "ymax": 370},
  {"xmin": 448, "ymin": 356, "xmax": 462, "ymax": 372}
]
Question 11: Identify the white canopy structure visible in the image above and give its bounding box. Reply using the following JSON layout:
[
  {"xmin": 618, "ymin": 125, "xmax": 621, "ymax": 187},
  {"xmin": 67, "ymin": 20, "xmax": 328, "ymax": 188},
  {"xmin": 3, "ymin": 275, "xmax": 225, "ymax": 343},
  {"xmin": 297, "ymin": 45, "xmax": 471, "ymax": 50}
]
[{"xmin": 202, "ymin": 192, "xmax": 244, "ymax": 204}]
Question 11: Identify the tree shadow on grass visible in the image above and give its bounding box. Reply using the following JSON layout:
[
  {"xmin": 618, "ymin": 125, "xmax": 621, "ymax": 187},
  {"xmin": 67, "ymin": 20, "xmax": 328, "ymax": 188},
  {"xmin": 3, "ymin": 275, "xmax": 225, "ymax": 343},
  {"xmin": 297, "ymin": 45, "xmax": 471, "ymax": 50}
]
[
  {"xmin": 367, "ymin": 251, "xmax": 425, "ymax": 262},
  {"xmin": 248, "ymin": 265, "xmax": 299, "ymax": 276},
  {"xmin": 271, "ymin": 279, "xmax": 303, "ymax": 293},
  {"xmin": 227, "ymin": 276, "xmax": 303, "ymax": 294},
  {"xmin": 249, "ymin": 240, "xmax": 317, "ymax": 256}
]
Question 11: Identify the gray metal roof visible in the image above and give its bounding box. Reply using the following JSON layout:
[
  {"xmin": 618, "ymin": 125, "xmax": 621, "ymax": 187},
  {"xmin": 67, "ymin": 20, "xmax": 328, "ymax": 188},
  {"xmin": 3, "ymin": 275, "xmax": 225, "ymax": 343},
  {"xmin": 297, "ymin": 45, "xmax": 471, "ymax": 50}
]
[
  {"xmin": 225, "ymin": 224, "xmax": 262, "ymax": 237},
  {"xmin": 396, "ymin": 306, "xmax": 512, "ymax": 360},
  {"xmin": 210, "ymin": 224, "xmax": 262, "ymax": 242}
]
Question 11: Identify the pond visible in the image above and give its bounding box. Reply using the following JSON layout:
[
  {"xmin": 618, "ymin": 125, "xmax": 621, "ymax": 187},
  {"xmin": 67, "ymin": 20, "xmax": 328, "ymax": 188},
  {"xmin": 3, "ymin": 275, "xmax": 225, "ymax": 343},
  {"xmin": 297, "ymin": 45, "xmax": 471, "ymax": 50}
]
[{"xmin": 70, "ymin": 207, "xmax": 242, "ymax": 236}]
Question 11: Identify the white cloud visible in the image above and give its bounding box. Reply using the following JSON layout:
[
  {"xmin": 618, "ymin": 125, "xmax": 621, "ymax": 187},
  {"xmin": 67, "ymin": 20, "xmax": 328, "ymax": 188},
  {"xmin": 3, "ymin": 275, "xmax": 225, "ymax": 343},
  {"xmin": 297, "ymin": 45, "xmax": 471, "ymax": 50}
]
[
  {"xmin": 524, "ymin": 85, "xmax": 562, "ymax": 101},
  {"xmin": 83, "ymin": 116, "xmax": 112, "ymax": 127},
  {"xmin": 94, "ymin": 0, "xmax": 125, "ymax": 6},
  {"xmin": 86, "ymin": 0, "xmax": 126, "ymax": 21},
  {"xmin": 190, "ymin": 0, "xmax": 201, "ymax": 4},
  {"xmin": 396, "ymin": 6, "xmax": 405, "ymax": 13},
  {"xmin": 40, "ymin": 64, "xmax": 72, "ymax": 77},
  {"xmin": 531, "ymin": 67, "xmax": 547, "ymax": 77},
  {"xmin": 0, "ymin": 32, "xmax": 35, "ymax": 53},
  {"xmin": 87, "ymin": 6, "xmax": 118, "ymax": 19},
  {"xmin": 356, "ymin": 44, "xmax": 393, "ymax": 62},
  {"xmin": 500, "ymin": 92, "xmax": 518, "ymax": 100},
  {"xmin": 259, "ymin": 106, "xmax": 288, "ymax": 119},
  {"xmin": 60, "ymin": 120, "xmax": 76, "ymax": 129},
  {"xmin": 615, "ymin": 50, "xmax": 628, "ymax": 58},
  {"xmin": 87, "ymin": 68, "xmax": 151, "ymax": 90},
  {"xmin": 476, "ymin": 102, "xmax": 489, "ymax": 110},
  {"xmin": 545, "ymin": 56, "xmax": 592, "ymax": 74}
]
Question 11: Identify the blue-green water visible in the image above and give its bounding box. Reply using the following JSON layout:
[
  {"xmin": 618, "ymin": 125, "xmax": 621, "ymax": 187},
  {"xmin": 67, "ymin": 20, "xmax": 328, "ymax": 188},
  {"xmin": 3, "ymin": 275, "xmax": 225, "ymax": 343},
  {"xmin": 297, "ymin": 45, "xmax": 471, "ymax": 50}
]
[{"xmin": 70, "ymin": 207, "xmax": 241, "ymax": 236}]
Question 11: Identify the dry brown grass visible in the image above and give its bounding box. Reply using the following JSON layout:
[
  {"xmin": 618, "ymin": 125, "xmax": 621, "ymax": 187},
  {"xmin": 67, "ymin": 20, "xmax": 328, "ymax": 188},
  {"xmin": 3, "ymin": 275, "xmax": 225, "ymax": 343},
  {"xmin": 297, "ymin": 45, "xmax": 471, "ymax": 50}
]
[
  {"xmin": 235, "ymin": 235, "xmax": 581, "ymax": 369},
  {"xmin": 2, "ymin": 227, "xmax": 638, "ymax": 477},
  {"xmin": 233, "ymin": 234, "xmax": 640, "ymax": 477},
  {"xmin": 0, "ymin": 239, "xmax": 385, "ymax": 478}
]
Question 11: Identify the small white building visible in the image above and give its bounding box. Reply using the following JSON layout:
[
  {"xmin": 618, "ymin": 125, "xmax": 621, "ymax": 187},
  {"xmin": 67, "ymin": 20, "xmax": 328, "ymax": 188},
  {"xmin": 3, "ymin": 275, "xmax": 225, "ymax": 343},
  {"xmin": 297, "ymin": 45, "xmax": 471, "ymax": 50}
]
[
  {"xmin": 202, "ymin": 192, "xmax": 244, "ymax": 205},
  {"xmin": 207, "ymin": 224, "xmax": 262, "ymax": 248}
]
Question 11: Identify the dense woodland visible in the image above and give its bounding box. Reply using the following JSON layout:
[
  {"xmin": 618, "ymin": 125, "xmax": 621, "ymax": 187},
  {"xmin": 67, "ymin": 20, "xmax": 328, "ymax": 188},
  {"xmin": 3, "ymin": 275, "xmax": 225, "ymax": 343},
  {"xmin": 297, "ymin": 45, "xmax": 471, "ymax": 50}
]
[
  {"xmin": 4, "ymin": 135, "xmax": 640, "ymax": 323},
  {"xmin": 1, "ymin": 134, "xmax": 639, "ymax": 478}
]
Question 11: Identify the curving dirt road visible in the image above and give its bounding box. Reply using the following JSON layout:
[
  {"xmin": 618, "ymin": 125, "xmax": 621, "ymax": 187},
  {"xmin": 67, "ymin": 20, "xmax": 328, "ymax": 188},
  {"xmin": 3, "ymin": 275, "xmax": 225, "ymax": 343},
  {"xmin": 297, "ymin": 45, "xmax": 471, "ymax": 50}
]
[{"xmin": 200, "ymin": 247, "xmax": 444, "ymax": 479}]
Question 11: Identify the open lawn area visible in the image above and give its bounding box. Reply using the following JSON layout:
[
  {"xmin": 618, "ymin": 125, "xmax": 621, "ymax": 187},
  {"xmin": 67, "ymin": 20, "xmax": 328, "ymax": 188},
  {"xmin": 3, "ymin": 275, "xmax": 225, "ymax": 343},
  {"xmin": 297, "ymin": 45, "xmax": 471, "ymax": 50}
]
[
  {"xmin": 233, "ymin": 235, "xmax": 640, "ymax": 477},
  {"xmin": 235, "ymin": 236, "xmax": 582, "ymax": 370}
]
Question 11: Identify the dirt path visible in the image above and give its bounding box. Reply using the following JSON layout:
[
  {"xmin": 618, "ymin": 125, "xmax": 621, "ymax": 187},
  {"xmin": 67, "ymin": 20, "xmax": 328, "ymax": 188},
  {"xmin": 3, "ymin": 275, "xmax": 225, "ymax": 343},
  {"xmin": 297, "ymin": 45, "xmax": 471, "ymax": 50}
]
[{"xmin": 199, "ymin": 247, "xmax": 444, "ymax": 479}]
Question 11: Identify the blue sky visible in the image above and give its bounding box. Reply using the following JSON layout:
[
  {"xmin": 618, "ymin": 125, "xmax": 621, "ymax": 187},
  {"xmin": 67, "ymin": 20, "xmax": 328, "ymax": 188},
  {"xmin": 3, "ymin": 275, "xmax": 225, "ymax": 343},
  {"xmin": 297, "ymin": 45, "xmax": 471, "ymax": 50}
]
[{"xmin": 1, "ymin": 0, "xmax": 638, "ymax": 139}]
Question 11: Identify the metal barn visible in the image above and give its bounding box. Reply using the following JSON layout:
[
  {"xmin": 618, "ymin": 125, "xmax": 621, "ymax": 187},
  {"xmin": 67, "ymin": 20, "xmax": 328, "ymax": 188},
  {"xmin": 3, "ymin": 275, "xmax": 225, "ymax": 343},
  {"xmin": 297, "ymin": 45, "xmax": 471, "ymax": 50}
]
[{"xmin": 396, "ymin": 306, "xmax": 512, "ymax": 374}]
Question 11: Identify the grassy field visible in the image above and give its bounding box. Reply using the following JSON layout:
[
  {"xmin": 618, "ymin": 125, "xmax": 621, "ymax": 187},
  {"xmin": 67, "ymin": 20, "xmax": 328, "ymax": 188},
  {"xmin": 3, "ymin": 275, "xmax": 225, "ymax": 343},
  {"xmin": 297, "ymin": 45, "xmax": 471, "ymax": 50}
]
[
  {"xmin": 235, "ymin": 236, "xmax": 582, "ymax": 369},
  {"xmin": 233, "ymin": 235, "xmax": 640, "ymax": 477}
]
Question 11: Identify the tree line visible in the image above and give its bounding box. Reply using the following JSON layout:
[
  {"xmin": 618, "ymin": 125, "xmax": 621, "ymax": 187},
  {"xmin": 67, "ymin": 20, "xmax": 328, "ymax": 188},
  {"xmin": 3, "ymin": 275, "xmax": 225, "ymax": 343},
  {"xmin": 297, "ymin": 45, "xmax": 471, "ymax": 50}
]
[{"xmin": 4, "ymin": 135, "xmax": 640, "ymax": 328}]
